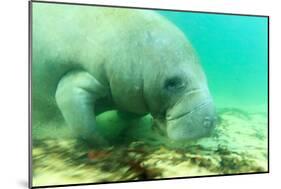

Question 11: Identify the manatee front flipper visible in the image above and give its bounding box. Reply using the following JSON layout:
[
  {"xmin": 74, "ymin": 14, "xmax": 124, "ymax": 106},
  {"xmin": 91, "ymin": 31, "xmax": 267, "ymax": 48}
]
[{"xmin": 55, "ymin": 70, "xmax": 109, "ymax": 148}]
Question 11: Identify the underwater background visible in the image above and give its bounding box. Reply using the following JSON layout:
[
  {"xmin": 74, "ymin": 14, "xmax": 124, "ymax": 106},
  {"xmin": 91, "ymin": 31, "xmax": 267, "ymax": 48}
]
[
  {"xmin": 159, "ymin": 10, "xmax": 268, "ymax": 113},
  {"xmin": 31, "ymin": 3, "xmax": 268, "ymax": 187}
]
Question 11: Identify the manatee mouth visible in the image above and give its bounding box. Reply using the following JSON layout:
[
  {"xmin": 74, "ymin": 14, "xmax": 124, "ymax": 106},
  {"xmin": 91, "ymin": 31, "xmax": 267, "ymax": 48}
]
[
  {"xmin": 166, "ymin": 99, "xmax": 213, "ymax": 122},
  {"xmin": 166, "ymin": 98, "xmax": 216, "ymax": 141}
]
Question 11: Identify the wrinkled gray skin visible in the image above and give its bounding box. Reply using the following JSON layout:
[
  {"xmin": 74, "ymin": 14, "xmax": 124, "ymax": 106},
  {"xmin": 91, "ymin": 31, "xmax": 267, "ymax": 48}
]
[{"xmin": 32, "ymin": 5, "xmax": 216, "ymax": 146}]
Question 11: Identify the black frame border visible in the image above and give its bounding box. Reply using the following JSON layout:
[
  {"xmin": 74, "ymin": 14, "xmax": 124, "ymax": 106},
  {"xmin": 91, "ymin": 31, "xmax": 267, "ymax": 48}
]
[{"xmin": 28, "ymin": 0, "xmax": 270, "ymax": 188}]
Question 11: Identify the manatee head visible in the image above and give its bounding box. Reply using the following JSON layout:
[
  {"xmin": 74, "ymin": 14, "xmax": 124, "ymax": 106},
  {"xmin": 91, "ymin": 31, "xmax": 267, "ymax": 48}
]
[
  {"xmin": 155, "ymin": 62, "xmax": 216, "ymax": 141},
  {"xmin": 142, "ymin": 22, "xmax": 216, "ymax": 141},
  {"xmin": 164, "ymin": 56, "xmax": 217, "ymax": 141},
  {"xmin": 155, "ymin": 64, "xmax": 217, "ymax": 141}
]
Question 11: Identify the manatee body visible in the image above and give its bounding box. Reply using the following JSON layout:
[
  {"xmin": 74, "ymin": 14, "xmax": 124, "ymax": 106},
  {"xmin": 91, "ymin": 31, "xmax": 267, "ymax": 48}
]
[{"xmin": 32, "ymin": 4, "xmax": 216, "ymax": 145}]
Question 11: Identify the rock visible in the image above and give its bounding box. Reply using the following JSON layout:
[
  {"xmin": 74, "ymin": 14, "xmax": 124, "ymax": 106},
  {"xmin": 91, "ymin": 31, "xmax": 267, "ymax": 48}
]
[{"xmin": 32, "ymin": 108, "xmax": 268, "ymax": 186}]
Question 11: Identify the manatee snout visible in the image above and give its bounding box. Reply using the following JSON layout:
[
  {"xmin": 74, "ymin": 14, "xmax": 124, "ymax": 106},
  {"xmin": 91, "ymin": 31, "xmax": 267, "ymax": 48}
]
[{"xmin": 166, "ymin": 90, "xmax": 216, "ymax": 141}]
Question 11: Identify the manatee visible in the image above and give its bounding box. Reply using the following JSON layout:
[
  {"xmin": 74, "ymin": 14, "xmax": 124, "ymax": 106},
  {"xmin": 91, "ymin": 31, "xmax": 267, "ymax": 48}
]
[{"xmin": 32, "ymin": 4, "xmax": 216, "ymax": 146}]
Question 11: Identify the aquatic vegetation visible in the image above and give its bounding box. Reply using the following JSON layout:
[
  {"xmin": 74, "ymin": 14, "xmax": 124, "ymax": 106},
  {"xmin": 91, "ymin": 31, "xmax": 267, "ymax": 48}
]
[{"xmin": 32, "ymin": 108, "xmax": 268, "ymax": 186}]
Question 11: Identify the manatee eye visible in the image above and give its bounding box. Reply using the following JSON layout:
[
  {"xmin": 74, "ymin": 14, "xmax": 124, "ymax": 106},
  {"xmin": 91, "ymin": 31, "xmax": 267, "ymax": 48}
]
[{"xmin": 164, "ymin": 76, "xmax": 186, "ymax": 91}]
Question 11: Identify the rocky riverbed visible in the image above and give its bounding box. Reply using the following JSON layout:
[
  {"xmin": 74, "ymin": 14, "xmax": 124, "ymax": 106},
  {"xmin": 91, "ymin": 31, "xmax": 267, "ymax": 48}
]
[{"xmin": 32, "ymin": 108, "xmax": 268, "ymax": 187}]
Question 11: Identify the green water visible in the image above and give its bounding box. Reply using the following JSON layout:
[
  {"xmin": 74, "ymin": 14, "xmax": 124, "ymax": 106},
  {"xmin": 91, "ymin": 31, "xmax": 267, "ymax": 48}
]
[
  {"xmin": 31, "ymin": 3, "xmax": 268, "ymax": 187},
  {"xmin": 159, "ymin": 11, "xmax": 268, "ymax": 112}
]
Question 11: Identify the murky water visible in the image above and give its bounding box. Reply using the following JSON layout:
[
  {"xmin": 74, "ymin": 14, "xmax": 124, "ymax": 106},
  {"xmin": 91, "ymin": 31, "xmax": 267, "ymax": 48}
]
[
  {"xmin": 159, "ymin": 10, "xmax": 268, "ymax": 112},
  {"xmin": 31, "ymin": 2, "xmax": 268, "ymax": 187}
]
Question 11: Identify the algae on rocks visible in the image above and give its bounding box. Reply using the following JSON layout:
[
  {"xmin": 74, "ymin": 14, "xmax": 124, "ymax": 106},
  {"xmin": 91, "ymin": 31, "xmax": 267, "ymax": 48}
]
[{"xmin": 32, "ymin": 108, "xmax": 268, "ymax": 186}]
